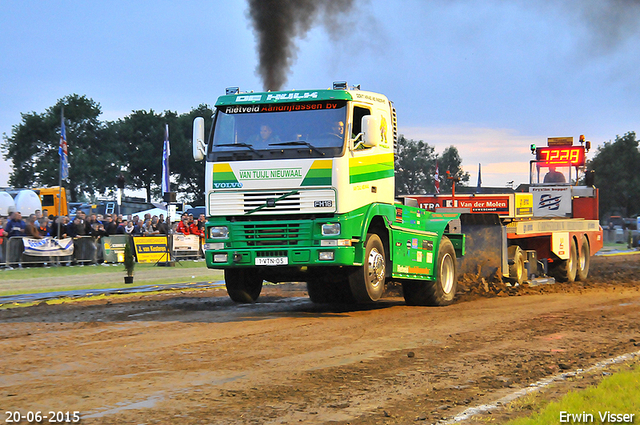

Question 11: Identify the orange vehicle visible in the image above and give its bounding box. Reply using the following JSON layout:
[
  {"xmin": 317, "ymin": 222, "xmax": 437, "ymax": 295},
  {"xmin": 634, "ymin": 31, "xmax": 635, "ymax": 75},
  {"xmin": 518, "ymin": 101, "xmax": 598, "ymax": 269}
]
[{"xmin": 33, "ymin": 186, "xmax": 68, "ymax": 217}]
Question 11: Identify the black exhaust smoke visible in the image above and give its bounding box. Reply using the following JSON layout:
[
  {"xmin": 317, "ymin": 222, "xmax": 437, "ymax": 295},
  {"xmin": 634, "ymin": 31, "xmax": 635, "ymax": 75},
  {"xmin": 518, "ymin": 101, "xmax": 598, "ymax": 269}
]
[{"xmin": 247, "ymin": 0, "xmax": 354, "ymax": 91}]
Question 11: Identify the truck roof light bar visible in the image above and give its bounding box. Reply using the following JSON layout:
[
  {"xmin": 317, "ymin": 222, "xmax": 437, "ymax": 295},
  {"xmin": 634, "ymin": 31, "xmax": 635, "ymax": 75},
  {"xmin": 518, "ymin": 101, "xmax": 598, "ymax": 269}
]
[{"xmin": 226, "ymin": 87, "xmax": 240, "ymax": 95}]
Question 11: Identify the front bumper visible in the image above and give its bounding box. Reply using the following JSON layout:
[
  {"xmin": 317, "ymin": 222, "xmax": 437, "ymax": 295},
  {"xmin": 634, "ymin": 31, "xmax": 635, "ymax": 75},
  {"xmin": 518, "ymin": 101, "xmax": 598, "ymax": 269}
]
[{"xmin": 204, "ymin": 245, "xmax": 357, "ymax": 269}]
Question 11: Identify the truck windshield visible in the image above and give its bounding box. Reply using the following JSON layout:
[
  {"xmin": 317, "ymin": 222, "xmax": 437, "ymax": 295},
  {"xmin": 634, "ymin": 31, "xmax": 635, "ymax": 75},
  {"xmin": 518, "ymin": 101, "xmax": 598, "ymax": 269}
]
[{"xmin": 209, "ymin": 100, "xmax": 347, "ymax": 161}]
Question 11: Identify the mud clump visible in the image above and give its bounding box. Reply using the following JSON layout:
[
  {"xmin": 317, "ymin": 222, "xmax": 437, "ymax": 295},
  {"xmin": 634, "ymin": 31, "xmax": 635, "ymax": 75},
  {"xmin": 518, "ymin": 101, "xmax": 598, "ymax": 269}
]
[{"xmin": 456, "ymin": 253, "xmax": 640, "ymax": 301}]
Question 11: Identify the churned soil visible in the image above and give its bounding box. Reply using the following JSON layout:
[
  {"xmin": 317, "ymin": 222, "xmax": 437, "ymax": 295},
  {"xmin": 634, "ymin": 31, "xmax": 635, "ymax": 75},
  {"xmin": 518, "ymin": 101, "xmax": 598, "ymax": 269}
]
[{"xmin": 1, "ymin": 253, "xmax": 639, "ymax": 424}]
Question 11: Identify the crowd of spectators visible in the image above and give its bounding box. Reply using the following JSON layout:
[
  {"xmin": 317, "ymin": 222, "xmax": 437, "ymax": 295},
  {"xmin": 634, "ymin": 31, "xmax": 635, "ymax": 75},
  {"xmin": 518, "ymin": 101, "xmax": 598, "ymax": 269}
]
[
  {"xmin": 1, "ymin": 209, "xmax": 207, "ymax": 265},
  {"xmin": 1, "ymin": 209, "xmax": 206, "ymax": 240}
]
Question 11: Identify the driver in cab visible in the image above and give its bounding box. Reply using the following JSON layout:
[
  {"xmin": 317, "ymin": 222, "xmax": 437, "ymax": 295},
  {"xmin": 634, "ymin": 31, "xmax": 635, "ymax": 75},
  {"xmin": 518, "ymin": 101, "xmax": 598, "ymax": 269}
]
[
  {"xmin": 543, "ymin": 166, "xmax": 566, "ymax": 183},
  {"xmin": 249, "ymin": 124, "xmax": 280, "ymax": 145},
  {"xmin": 331, "ymin": 121, "xmax": 345, "ymax": 139}
]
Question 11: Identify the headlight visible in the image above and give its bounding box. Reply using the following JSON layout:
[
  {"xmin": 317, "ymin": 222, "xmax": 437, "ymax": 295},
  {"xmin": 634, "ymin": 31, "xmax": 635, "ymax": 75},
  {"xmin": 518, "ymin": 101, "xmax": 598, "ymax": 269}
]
[
  {"xmin": 321, "ymin": 223, "xmax": 341, "ymax": 236},
  {"xmin": 209, "ymin": 226, "xmax": 229, "ymax": 239}
]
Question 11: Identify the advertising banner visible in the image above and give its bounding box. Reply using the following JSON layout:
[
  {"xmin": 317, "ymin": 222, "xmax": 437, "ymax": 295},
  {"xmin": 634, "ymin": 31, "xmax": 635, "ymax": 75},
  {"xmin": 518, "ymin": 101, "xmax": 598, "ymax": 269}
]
[
  {"xmin": 102, "ymin": 235, "xmax": 130, "ymax": 263},
  {"xmin": 133, "ymin": 236, "xmax": 170, "ymax": 263},
  {"xmin": 172, "ymin": 234, "xmax": 200, "ymax": 255},
  {"xmin": 412, "ymin": 195, "xmax": 512, "ymax": 215},
  {"xmin": 23, "ymin": 237, "xmax": 74, "ymax": 257},
  {"xmin": 530, "ymin": 186, "xmax": 572, "ymax": 217}
]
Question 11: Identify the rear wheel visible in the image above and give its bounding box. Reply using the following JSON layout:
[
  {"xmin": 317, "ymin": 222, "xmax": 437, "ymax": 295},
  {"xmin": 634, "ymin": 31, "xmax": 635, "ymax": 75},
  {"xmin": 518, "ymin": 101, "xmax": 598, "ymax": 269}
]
[
  {"xmin": 552, "ymin": 238, "xmax": 578, "ymax": 283},
  {"xmin": 508, "ymin": 245, "xmax": 525, "ymax": 285},
  {"xmin": 403, "ymin": 237, "xmax": 457, "ymax": 306},
  {"xmin": 576, "ymin": 237, "xmax": 590, "ymax": 281},
  {"xmin": 225, "ymin": 269, "xmax": 263, "ymax": 303},
  {"xmin": 349, "ymin": 233, "xmax": 386, "ymax": 303}
]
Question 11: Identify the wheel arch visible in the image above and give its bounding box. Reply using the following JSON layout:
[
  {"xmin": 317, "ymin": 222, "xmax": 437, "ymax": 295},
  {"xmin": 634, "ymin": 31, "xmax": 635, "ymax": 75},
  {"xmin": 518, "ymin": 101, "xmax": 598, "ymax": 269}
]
[{"xmin": 366, "ymin": 215, "xmax": 391, "ymax": 277}]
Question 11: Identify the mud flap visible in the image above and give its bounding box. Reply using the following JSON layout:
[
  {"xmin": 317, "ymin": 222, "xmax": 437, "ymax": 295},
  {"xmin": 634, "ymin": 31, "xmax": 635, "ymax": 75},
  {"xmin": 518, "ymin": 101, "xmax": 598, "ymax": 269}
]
[{"xmin": 456, "ymin": 213, "xmax": 507, "ymax": 280}]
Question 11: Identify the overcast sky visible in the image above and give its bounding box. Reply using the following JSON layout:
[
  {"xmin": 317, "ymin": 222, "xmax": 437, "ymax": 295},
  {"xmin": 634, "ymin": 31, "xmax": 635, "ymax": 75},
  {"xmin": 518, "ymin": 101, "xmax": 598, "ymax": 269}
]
[{"xmin": 1, "ymin": 0, "xmax": 638, "ymax": 190}]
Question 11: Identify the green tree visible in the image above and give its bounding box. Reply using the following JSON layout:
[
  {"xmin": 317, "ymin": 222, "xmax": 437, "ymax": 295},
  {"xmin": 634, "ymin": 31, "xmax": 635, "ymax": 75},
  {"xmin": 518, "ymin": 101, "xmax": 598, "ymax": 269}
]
[
  {"xmin": 2, "ymin": 94, "xmax": 119, "ymax": 202},
  {"xmin": 112, "ymin": 109, "xmax": 168, "ymax": 203},
  {"xmin": 395, "ymin": 135, "xmax": 436, "ymax": 195},
  {"xmin": 438, "ymin": 146, "xmax": 470, "ymax": 193},
  {"xmin": 588, "ymin": 132, "xmax": 640, "ymax": 218},
  {"xmin": 169, "ymin": 105, "xmax": 213, "ymax": 206},
  {"xmin": 110, "ymin": 106, "xmax": 212, "ymax": 205}
]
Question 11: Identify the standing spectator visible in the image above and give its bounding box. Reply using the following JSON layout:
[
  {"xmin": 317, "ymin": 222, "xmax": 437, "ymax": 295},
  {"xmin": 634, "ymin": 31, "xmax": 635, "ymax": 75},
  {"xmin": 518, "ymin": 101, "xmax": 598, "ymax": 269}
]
[
  {"xmin": 0, "ymin": 217, "xmax": 5, "ymax": 263},
  {"xmin": 38, "ymin": 216, "xmax": 51, "ymax": 237},
  {"xmin": 34, "ymin": 209, "xmax": 43, "ymax": 227},
  {"xmin": 132, "ymin": 216, "xmax": 143, "ymax": 236},
  {"xmin": 50, "ymin": 216, "xmax": 69, "ymax": 238},
  {"xmin": 4, "ymin": 211, "xmax": 26, "ymax": 237},
  {"xmin": 175, "ymin": 216, "xmax": 199, "ymax": 235},
  {"xmin": 197, "ymin": 214, "xmax": 206, "ymax": 236},
  {"xmin": 25, "ymin": 215, "xmax": 42, "ymax": 239},
  {"xmin": 123, "ymin": 220, "xmax": 135, "ymax": 234},
  {"xmin": 66, "ymin": 216, "xmax": 83, "ymax": 238},
  {"xmin": 4, "ymin": 212, "xmax": 26, "ymax": 268},
  {"xmin": 116, "ymin": 219, "xmax": 128, "ymax": 234},
  {"xmin": 104, "ymin": 215, "xmax": 118, "ymax": 236},
  {"xmin": 143, "ymin": 218, "xmax": 159, "ymax": 236},
  {"xmin": 90, "ymin": 222, "xmax": 106, "ymax": 238},
  {"xmin": 157, "ymin": 214, "xmax": 169, "ymax": 235}
]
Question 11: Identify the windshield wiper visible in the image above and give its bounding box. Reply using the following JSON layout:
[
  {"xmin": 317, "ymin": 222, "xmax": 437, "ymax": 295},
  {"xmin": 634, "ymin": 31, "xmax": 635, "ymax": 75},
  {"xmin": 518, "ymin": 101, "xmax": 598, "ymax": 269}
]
[
  {"xmin": 216, "ymin": 143, "xmax": 263, "ymax": 157},
  {"xmin": 269, "ymin": 141, "xmax": 325, "ymax": 156}
]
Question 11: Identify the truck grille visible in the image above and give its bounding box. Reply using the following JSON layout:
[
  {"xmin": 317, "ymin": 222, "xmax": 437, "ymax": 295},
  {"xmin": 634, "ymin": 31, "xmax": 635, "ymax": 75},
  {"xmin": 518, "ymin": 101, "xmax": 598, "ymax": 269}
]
[
  {"xmin": 234, "ymin": 222, "xmax": 311, "ymax": 247},
  {"xmin": 209, "ymin": 189, "xmax": 336, "ymax": 215}
]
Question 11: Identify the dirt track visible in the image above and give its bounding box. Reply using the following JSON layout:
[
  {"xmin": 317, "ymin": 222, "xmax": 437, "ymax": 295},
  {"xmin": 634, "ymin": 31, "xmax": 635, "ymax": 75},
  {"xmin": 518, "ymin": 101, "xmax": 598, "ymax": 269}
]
[{"xmin": 2, "ymin": 254, "xmax": 640, "ymax": 424}]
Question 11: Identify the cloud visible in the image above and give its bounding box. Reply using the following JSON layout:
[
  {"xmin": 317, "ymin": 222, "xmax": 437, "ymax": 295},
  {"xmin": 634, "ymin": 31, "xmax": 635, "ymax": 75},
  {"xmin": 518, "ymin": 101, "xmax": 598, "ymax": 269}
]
[{"xmin": 401, "ymin": 125, "xmax": 542, "ymax": 187}]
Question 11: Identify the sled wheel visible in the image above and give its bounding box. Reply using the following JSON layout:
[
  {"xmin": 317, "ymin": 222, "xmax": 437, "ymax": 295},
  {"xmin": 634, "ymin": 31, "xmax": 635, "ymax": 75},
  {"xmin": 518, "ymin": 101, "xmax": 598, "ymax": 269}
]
[
  {"xmin": 552, "ymin": 238, "xmax": 578, "ymax": 283},
  {"xmin": 508, "ymin": 245, "xmax": 525, "ymax": 285},
  {"xmin": 576, "ymin": 237, "xmax": 590, "ymax": 281}
]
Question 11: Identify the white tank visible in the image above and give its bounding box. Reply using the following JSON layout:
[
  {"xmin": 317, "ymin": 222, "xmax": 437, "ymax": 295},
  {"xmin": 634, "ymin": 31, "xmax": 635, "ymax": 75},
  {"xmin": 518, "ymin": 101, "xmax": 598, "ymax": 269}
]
[
  {"xmin": 14, "ymin": 190, "xmax": 42, "ymax": 216},
  {"xmin": 0, "ymin": 192, "xmax": 16, "ymax": 216}
]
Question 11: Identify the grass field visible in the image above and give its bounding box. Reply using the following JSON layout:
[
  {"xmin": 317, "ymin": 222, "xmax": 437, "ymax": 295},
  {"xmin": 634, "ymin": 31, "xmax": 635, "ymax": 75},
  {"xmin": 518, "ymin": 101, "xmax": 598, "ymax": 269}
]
[
  {"xmin": 505, "ymin": 363, "xmax": 640, "ymax": 424},
  {"xmin": 0, "ymin": 260, "xmax": 224, "ymax": 297}
]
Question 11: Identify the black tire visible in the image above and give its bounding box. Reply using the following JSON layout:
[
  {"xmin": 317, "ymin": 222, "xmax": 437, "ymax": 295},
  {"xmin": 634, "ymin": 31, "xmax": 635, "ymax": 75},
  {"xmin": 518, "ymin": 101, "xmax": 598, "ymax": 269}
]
[
  {"xmin": 349, "ymin": 233, "xmax": 386, "ymax": 303},
  {"xmin": 552, "ymin": 238, "xmax": 578, "ymax": 283},
  {"xmin": 403, "ymin": 236, "xmax": 457, "ymax": 306},
  {"xmin": 224, "ymin": 269, "xmax": 263, "ymax": 303},
  {"xmin": 307, "ymin": 276, "xmax": 355, "ymax": 304},
  {"xmin": 508, "ymin": 245, "xmax": 525, "ymax": 285},
  {"xmin": 576, "ymin": 237, "xmax": 590, "ymax": 281}
]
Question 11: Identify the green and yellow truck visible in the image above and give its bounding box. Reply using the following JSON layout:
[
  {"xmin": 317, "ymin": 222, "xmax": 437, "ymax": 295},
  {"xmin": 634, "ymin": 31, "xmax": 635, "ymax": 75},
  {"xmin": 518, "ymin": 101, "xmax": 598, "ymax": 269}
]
[{"xmin": 193, "ymin": 82, "xmax": 464, "ymax": 305}]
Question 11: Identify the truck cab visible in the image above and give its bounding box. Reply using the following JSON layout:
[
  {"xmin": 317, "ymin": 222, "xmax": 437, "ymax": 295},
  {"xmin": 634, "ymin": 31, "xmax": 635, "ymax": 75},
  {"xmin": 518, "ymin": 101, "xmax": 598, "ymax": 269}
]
[{"xmin": 194, "ymin": 83, "xmax": 464, "ymax": 305}]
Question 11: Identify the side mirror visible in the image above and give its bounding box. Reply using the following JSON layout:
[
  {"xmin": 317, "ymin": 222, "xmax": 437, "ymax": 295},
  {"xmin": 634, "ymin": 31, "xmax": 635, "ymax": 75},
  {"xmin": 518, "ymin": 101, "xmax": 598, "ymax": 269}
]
[
  {"xmin": 192, "ymin": 117, "xmax": 206, "ymax": 161},
  {"xmin": 361, "ymin": 115, "xmax": 380, "ymax": 147}
]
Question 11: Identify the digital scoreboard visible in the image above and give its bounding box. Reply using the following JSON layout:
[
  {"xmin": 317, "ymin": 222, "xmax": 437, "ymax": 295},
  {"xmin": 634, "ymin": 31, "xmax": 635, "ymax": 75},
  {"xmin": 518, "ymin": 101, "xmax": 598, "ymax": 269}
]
[{"xmin": 536, "ymin": 146, "xmax": 585, "ymax": 166}]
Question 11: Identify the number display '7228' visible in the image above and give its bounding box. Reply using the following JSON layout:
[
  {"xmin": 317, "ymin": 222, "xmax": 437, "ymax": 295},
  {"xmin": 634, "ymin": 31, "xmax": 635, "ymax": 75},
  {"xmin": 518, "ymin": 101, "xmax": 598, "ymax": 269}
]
[{"xmin": 536, "ymin": 146, "xmax": 585, "ymax": 166}]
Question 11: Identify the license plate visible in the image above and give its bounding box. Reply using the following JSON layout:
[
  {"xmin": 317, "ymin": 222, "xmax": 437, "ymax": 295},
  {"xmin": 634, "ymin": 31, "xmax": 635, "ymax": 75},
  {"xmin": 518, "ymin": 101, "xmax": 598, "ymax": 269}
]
[{"xmin": 255, "ymin": 257, "xmax": 288, "ymax": 266}]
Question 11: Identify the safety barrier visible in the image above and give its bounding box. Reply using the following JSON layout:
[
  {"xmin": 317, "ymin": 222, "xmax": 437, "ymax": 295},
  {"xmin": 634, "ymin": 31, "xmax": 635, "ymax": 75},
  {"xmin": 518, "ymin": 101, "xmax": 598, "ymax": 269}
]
[
  {"xmin": 603, "ymin": 229, "xmax": 639, "ymax": 246},
  {"xmin": 0, "ymin": 234, "xmax": 204, "ymax": 267}
]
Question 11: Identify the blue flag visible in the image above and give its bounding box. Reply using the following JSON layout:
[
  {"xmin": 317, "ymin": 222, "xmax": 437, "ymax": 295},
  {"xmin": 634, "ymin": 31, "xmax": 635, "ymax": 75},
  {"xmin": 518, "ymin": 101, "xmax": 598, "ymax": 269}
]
[
  {"xmin": 162, "ymin": 124, "xmax": 170, "ymax": 194},
  {"xmin": 59, "ymin": 115, "xmax": 69, "ymax": 180}
]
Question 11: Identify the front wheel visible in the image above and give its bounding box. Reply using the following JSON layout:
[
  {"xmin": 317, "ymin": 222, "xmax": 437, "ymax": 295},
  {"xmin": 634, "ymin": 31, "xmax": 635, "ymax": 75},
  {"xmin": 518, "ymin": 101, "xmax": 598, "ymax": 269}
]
[
  {"xmin": 403, "ymin": 236, "xmax": 457, "ymax": 306},
  {"xmin": 349, "ymin": 233, "xmax": 386, "ymax": 303},
  {"xmin": 225, "ymin": 269, "xmax": 263, "ymax": 303}
]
